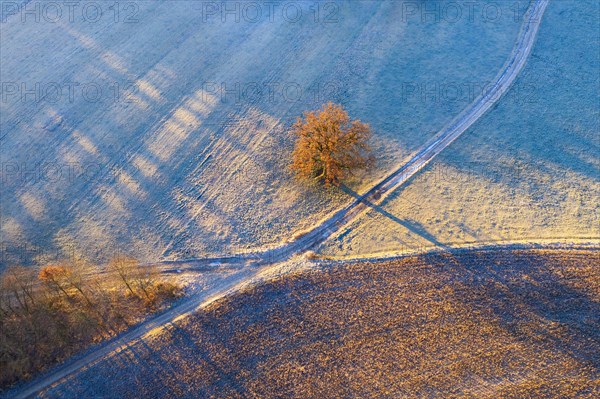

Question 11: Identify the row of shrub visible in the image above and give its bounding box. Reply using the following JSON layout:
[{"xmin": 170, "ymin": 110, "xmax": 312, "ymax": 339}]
[{"xmin": 0, "ymin": 257, "xmax": 181, "ymax": 388}]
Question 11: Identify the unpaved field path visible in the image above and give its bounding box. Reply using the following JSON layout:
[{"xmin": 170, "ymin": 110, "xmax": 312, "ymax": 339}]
[
  {"xmin": 165, "ymin": 0, "xmax": 551, "ymax": 267},
  {"xmin": 6, "ymin": 1, "xmax": 549, "ymax": 397},
  {"xmin": 261, "ymin": 0, "xmax": 551, "ymax": 264}
]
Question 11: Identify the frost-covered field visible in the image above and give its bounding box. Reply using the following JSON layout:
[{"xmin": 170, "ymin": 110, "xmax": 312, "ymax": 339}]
[
  {"xmin": 319, "ymin": 0, "xmax": 600, "ymax": 258},
  {"xmin": 1, "ymin": 1, "xmax": 524, "ymax": 267}
]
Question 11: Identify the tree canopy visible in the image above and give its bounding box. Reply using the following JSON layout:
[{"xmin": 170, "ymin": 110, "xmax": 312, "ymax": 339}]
[{"xmin": 291, "ymin": 102, "xmax": 373, "ymax": 186}]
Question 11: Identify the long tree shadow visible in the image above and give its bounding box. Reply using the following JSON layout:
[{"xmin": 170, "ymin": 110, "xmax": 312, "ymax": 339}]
[
  {"xmin": 339, "ymin": 183, "xmax": 449, "ymax": 249},
  {"xmin": 450, "ymin": 250, "xmax": 600, "ymax": 369},
  {"xmin": 165, "ymin": 321, "xmax": 250, "ymax": 398}
]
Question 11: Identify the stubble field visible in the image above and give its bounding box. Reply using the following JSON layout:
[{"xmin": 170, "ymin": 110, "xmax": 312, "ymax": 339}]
[{"xmin": 35, "ymin": 249, "xmax": 600, "ymax": 398}]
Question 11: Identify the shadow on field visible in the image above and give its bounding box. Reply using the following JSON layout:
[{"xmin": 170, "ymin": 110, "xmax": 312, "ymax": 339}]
[
  {"xmin": 446, "ymin": 250, "xmax": 600, "ymax": 368},
  {"xmin": 339, "ymin": 183, "xmax": 449, "ymax": 249}
]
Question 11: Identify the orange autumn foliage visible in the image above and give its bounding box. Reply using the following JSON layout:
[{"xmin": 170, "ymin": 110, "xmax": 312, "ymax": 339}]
[{"xmin": 291, "ymin": 102, "xmax": 373, "ymax": 186}]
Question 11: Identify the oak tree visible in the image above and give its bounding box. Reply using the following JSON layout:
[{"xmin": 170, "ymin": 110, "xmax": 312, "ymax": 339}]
[{"xmin": 291, "ymin": 102, "xmax": 373, "ymax": 186}]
